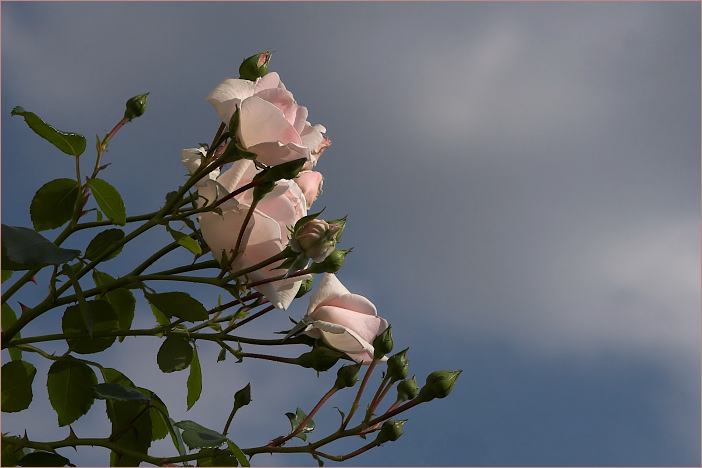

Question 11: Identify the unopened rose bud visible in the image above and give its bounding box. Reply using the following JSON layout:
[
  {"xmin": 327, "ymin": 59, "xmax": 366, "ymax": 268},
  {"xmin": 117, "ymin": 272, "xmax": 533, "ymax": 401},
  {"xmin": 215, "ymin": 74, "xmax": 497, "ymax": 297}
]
[
  {"xmin": 375, "ymin": 420, "xmax": 407, "ymax": 444},
  {"xmin": 295, "ymin": 346, "xmax": 342, "ymax": 372},
  {"xmin": 386, "ymin": 348, "xmax": 409, "ymax": 382},
  {"xmin": 372, "ymin": 326, "xmax": 393, "ymax": 361},
  {"xmin": 239, "ymin": 50, "xmax": 272, "ymax": 81},
  {"xmin": 416, "ymin": 370, "xmax": 462, "ymax": 403},
  {"xmin": 306, "ymin": 248, "xmax": 351, "ymax": 274},
  {"xmin": 123, "ymin": 93, "xmax": 149, "ymax": 122},
  {"xmin": 290, "ymin": 219, "xmax": 340, "ymax": 263},
  {"xmin": 396, "ymin": 376, "xmax": 418, "ymax": 402},
  {"xmin": 334, "ymin": 364, "xmax": 361, "ymax": 390}
]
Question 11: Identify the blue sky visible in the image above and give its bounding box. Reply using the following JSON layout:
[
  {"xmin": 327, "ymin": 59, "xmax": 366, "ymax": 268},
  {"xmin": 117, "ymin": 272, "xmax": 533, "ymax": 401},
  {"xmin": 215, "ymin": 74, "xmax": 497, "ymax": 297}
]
[{"xmin": 1, "ymin": 2, "xmax": 700, "ymax": 467}]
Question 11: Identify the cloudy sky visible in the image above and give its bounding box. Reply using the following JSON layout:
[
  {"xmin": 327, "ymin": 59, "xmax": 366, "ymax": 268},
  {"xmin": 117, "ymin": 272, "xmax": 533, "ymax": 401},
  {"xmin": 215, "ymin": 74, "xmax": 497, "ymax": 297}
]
[{"xmin": 2, "ymin": 2, "xmax": 700, "ymax": 467}]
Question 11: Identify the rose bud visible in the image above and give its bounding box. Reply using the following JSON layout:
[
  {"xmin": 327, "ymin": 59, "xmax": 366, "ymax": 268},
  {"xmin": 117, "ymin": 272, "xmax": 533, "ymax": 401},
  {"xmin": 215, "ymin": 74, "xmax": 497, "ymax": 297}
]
[
  {"xmin": 290, "ymin": 219, "xmax": 340, "ymax": 263},
  {"xmin": 372, "ymin": 326, "xmax": 393, "ymax": 361},
  {"xmin": 396, "ymin": 376, "xmax": 419, "ymax": 402},
  {"xmin": 416, "ymin": 370, "xmax": 462, "ymax": 402},
  {"xmin": 239, "ymin": 50, "xmax": 272, "ymax": 81},
  {"xmin": 386, "ymin": 348, "xmax": 409, "ymax": 382},
  {"xmin": 334, "ymin": 364, "xmax": 361, "ymax": 390},
  {"xmin": 306, "ymin": 248, "xmax": 351, "ymax": 274},
  {"xmin": 123, "ymin": 93, "xmax": 149, "ymax": 122},
  {"xmin": 375, "ymin": 420, "xmax": 407, "ymax": 444}
]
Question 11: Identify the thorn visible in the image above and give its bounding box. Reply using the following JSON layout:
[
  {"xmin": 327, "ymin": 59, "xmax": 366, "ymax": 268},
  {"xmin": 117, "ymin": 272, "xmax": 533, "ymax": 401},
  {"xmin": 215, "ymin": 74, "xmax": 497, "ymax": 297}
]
[
  {"xmin": 30, "ymin": 277, "xmax": 37, "ymax": 285},
  {"xmin": 18, "ymin": 302, "xmax": 30, "ymax": 314}
]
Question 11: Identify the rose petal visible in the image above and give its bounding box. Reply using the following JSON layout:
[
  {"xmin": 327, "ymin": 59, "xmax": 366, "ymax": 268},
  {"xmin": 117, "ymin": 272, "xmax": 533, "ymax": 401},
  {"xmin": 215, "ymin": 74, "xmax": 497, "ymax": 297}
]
[
  {"xmin": 238, "ymin": 96, "xmax": 301, "ymax": 148},
  {"xmin": 311, "ymin": 305, "xmax": 386, "ymax": 342},
  {"xmin": 307, "ymin": 274, "xmax": 350, "ymax": 315},
  {"xmin": 206, "ymin": 78, "xmax": 256, "ymax": 123}
]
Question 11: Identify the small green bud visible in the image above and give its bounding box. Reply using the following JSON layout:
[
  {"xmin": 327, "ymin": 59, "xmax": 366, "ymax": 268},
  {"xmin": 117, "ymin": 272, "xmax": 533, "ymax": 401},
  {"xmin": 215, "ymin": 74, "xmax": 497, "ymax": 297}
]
[
  {"xmin": 375, "ymin": 419, "xmax": 407, "ymax": 444},
  {"xmin": 295, "ymin": 346, "xmax": 342, "ymax": 372},
  {"xmin": 306, "ymin": 248, "xmax": 351, "ymax": 274},
  {"xmin": 239, "ymin": 50, "xmax": 273, "ymax": 81},
  {"xmin": 123, "ymin": 93, "xmax": 149, "ymax": 122},
  {"xmin": 233, "ymin": 382, "xmax": 252, "ymax": 411},
  {"xmin": 416, "ymin": 370, "xmax": 462, "ymax": 403},
  {"xmin": 396, "ymin": 376, "xmax": 418, "ymax": 403},
  {"xmin": 372, "ymin": 326, "xmax": 393, "ymax": 361},
  {"xmin": 386, "ymin": 347, "xmax": 409, "ymax": 382},
  {"xmin": 295, "ymin": 276, "xmax": 315, "ymax": 298},
  {"xmin": 334, "ymin": 364, "xmax": 361, "ymax": 390}
]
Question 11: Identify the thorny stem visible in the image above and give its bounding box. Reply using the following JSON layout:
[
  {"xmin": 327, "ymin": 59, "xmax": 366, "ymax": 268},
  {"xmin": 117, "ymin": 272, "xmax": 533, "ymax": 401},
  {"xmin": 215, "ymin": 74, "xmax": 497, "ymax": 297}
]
[
  {"xmin": 341, "ymin": 360, "xmax": 377, "ymax": 429},
  {"xmin": 225, "ymin": 303, "xmax": 274, "ymax": 333},
  {"xmin": 268, "ymin": 386, "xmax": 338, "ymax": 447}
]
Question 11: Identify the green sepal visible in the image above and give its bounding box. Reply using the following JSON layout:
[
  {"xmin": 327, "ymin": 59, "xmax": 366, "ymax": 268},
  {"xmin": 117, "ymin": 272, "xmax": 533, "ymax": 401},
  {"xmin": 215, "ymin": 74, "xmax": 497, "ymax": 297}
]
[
  {"xmin": 29, "ymin": 178, "xmax": 80, "ymax": 231},
  {"xmin": 168, "ymin": 227, "xmax": 202, "ymax": 255},
  {"xmin": 11, "ymin": 106, "xmax": 86, "ymax": 156}
]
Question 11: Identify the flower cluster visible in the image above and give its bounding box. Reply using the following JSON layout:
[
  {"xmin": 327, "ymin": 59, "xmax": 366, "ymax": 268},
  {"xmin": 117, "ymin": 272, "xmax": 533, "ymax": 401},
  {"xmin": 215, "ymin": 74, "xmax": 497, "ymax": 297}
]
[{"xmin": 184, "ymin": 59, "xmax": 389, "ymax": 362}]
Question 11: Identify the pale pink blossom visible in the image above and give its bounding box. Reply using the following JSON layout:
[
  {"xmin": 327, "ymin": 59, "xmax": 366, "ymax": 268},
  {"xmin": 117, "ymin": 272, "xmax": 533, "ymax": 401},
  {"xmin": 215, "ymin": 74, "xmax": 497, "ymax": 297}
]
[
  {"xmin": 184, "ymin": 152, "xmax": 308, "ymax": 310},
  {"xmin": 206, "ymin": 72, "xmax": 327, "ymax": 168},
  {"xmin": 294, "ymin": 171, "xmax": 324, "ymax": 209},
  {"xmin": 304, "ymin": 274, "xmax": 389, "ymax": 364}
]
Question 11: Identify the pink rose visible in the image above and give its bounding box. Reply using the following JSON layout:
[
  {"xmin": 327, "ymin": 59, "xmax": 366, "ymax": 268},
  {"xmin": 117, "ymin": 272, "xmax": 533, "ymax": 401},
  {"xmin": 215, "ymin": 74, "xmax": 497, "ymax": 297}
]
[
  {"xmin": 304, "ymin": 274, "xmax": 389, "ymax": 364},
  {"xmin": 188, "ymin": 154, "xmax": 308, "ymax": 310},
  {"xmin": 294, "ymin": 170, "xmax": 324, "ymax": 209},
  {"xmin": 206, "ymin": 72, "xmax": 328, "ymax": 168}
]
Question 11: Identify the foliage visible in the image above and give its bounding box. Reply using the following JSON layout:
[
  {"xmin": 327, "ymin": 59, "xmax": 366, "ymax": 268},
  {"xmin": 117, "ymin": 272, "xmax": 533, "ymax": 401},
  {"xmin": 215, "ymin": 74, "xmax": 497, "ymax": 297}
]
[{"xmin": 1, "ymin": 52, "xmax": 460, "ymax": 467}]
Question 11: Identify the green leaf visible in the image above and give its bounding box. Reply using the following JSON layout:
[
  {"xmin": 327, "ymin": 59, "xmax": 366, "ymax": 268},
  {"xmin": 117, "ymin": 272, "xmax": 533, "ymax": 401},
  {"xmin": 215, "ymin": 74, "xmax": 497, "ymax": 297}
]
[
  {"xmin": 87, "ymin": 178, "xmax": 126, "ymax": 226},
  {"xmin": 29, "ymin": 178, "xmax": 81, "ymax": 232},
  {"xmin": 226, "ymin": 439, "xmax": 250, "ymax": 467},
  {"xmin": 1, "ymin": 224, "xmax": 80, "ymax": 270},
  {"xmin": 197, "ymin": 449, "xmax": 238, "ymax": 467},
  {"xmin": 145, "ymin": 291, "xmax": 208, "ymax": 322},
  {"xmin": 84, "ymin": 228, "xmax": 125, "ymax": 261},
  {"xmin": 17, "ymin": 451, "xmax": 71, "ymax": 467},
  {"xmin": 93, "ymin": 382, "xmax": 150, "ymax": 402},
  {"xmin": 169, "ymin": 228, "xmax": 202, "ymax": 255},
  {"xmin": 2, "ymin": 437, "xmax": 25, "ymax": 467},
  {"xmin": 11, "ymin": 106, "xmax": 86, "ymax": 156},
  {"xmin": 92, "ymin": 271, "xmax": 136, "ymax": 341},
  {"xmin": 157, "ymin": 335, "xmax": 193, "ymax": 373},
  {"xmin": 187, "ymin": 345, "xmax": 202, "ymax": 410},
  {"xmin": 175, "ymin": 420, "xmax": 227, "ymax": 449},
  {"xmin": 285, "ymin": 408, "xmax": 315, "ymax": 441},
  {"xmin": 150, "ymin": 304, "xmax": 171, "ymax": 327},
  {"xmin": 101, "ymin": 370, "xmax": 152, "ymax": 466},
  {"xmin": 1, "ymin": 360, "xmax": 37, "ymax": 412},
  {"xmin": 148, "ymin": 392, "xmax": 170, "ymax": 441},
  {"xmin": 47, "ymin": 358, "xmax": 97, "ymax": 426},
  {"xmin": 62, "ymin": 300, "xmax": 119, "ymax": 354},
  {"xmin": 1, "ymin": 270, "xmax": 12, "ymax": 283},
  {"xmin": 1, "ymin": 303, "xmax": 22, "ymax": 361}
]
